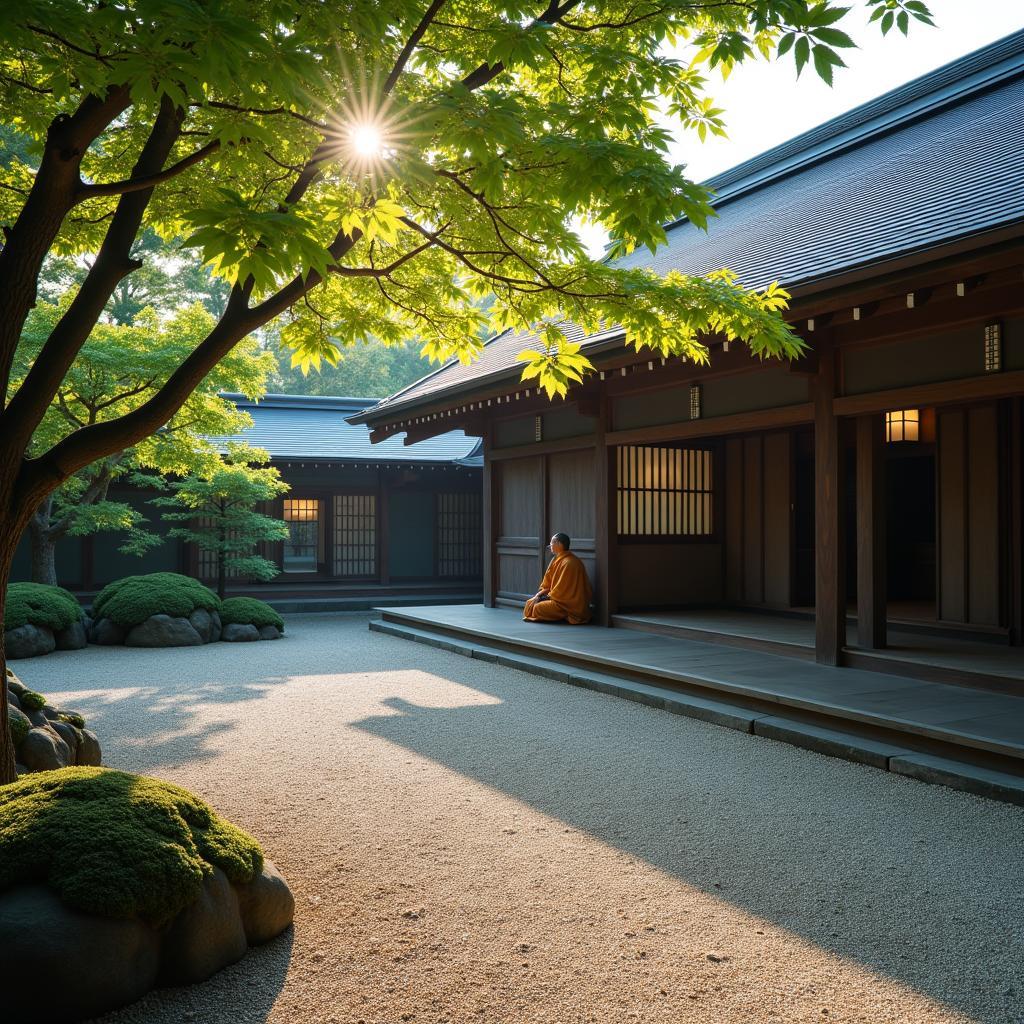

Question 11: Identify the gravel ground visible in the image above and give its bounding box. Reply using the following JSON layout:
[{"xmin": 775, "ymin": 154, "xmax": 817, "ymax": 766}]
[{"xmin": 14, "ymin": 612, "xmax": 1024, "ymax": 1024}]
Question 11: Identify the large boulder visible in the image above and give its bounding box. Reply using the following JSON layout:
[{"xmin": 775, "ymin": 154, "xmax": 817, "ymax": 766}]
[
  {"xmin": 0, "ymin": 770, "xmax": 292, "ymax": 1021},
  {"xmin": 126, "ymin": 614, "xmax": 203, "ymax": 648},
  {"xmin": 77, "ymin": 729, "xmax": 102, "ymax": 767},
  {"xmin": 54, "ymin": 619, "xmax": 88, "ymax": 651},
  {"xmin": 0, "ymin": 885, "xmax": 162, "ymax": 1024},
  {"xmin": 221, "ymin": 622, "xmax": 260, "ymax": 643},
  {"xmin": 5, "ymin": 623, "xmax": 56, "ymax": 659},
  {"xmin": 89, "ymin": 617, "xmax": 126, "ymax": 645}
]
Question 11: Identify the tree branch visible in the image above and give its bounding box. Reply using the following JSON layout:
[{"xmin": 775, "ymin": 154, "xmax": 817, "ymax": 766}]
[
  {"xmin": 383, "ymin": 0, "xmax": 449, "ymax": 95},
  {"xmin": 75, "ymin": 139, "xmax": 220, "ymax": 202}
]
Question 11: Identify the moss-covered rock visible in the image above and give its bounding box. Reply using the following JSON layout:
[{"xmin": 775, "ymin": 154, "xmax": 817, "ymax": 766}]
[
  {"xmin": 0, "ymin": 767, "xmax": 263, "ymax": 925},
  {"xmin": 4, "ymin": 582, "xmax": 81, "ymax": 632},
  {"xmin": 18, "ymin": 689, "xmax": 46, "ymax": 712},
  {"xmin": 92, "ymin": 573, "xmax": 221, "ymax": 629},
  {"xmin": 219, "ymin": 597, "xmax": 284, "ymax": 631}
]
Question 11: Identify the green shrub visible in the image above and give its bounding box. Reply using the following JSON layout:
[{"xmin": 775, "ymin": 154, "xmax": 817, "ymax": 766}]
[
  {"xmin": 219, "ymin": 597, "xmax": 284, "ymax": 631},
  {"xmin": 18, "ymin": 690, "xmax": 46, "ymax": 712},
  {"xmin": 58, "ymin": 711, "xmax": 86, "ymax": 730},
  {"xmin": 4, "ymin": 583, "xmax": 81, "ymax": 632},
  {"xmin": 92, "ymin": 572, "xmax": 221, "ymax": 628},
  {"xmin": 0, "ymin": 767, "xmax": 263, "ymax": 924},
  {"xmin": 9, "ymin": 713, "xmax": 29, "ymax": 748}
]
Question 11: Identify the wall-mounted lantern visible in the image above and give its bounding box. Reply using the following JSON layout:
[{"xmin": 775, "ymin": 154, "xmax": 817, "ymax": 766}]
[{"xmin": 885, "ymin": 409, "xmax": 919, "ymax": 443}]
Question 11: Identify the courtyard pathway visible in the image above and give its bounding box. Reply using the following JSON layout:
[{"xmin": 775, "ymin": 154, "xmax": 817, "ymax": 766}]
[{"xmin": 15, "ymin": 613, "xmax": 1024, "ymax": 1024}]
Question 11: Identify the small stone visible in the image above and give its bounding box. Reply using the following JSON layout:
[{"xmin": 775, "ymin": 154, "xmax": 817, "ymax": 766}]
[
  {"xmin": 257, "ymin": 624, "xmax": 281, "ymax": 641},
  {"xmin": 221, "ymin": 623, "xmax": 260, "ymax": 643},
  {"xmin": 5, "ymin": 671, "xmax": 28, "ymax": 696},
  {"xmin": 89, "ymin": 617, "xmax": 126, "ymax": 646},
  {"xmin": 126, "ymin": 614, "xmax": 203, "ymax": 648},
  {"xmin": 19, "ymin": 726, "xmax": 71, "ymax": 771},
  {"xmin": 210, "ymin": 610, "xmax": 222, "ymax": 642},
  {"xmin": 78, "ymin": 729, "xmax": 102, "ymax": 767},
  {"xmin": 51, "ymin": 720, "xmax": 80, "ymax": 759},
  {"xmin": 5, "ymin": 623, "xmax": 56, "ymax": 659},
  {"xmin": 234, "ymin": 860, "xmax": 295, "ymax": 945},
  {"xmin": 188, "ymin": 608, "xmax": 218, "ymax": 644},
  {"xmin": 54, "ymin": 619, "xmax": 88, "ymax": 651}
]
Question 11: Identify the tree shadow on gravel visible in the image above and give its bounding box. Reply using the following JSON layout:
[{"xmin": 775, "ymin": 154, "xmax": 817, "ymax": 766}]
[{"xmin": 352, "ymin": 682, "xmax": 1024, "ymax": 1024}]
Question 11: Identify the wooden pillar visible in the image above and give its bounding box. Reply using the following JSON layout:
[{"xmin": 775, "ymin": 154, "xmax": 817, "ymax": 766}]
[
  {"xmin": 378, "ymin": 469, "xmax": 390, "ymax": 585},
  {"xmin": 814, "ymin": 342, "xmax": 846, "ymax": 665},
  {"xmin": 481, "ymin": 430, "xmax": 495, "ymax": 607},
  {"xmin": 595, "ymin": 392, "xmax": 617, "ymax": 626},
  {"xmin": 855, "ymin": 414, "xmax": 886, "ymax": 649},
  {"xmin": 1010, "ymin": 398, "xmax": 1023, "ymax": 645}
]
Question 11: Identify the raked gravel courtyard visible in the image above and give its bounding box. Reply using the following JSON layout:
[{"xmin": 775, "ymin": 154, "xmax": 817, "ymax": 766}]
[{"xmin": 14, "ymin": 612, "xmax": 1024, "ymax": 1024}]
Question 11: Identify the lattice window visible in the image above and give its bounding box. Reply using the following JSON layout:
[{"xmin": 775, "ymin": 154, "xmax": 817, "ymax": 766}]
[
  {"xmin": 333, "ymin": 494, "xmax": 376, "ymax": 577},
  {"xmin": 616, "ymin": 445, "xmax": 714, "ymax": 537},
  {"xmin": 283, "ymin": 498, "xmax": 320, "ymax": 573},
  {"xmin": 437, "ymin": 492, "xmax": 482, "ymax": 577}
]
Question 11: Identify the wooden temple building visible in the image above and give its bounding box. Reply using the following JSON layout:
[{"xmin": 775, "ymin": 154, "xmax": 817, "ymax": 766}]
[
  {"xmin": 355, "ymin": 32, "xmax": 1024, "ymax": 795},
  {"xmin": 13, "ymin": 394, "xmax": 484, "ymax": 610}
]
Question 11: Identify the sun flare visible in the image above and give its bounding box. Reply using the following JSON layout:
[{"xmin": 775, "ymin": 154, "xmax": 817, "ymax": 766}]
[{"xmin": 350, "ymin": 122, "xmax": 384, "ymax": 159}]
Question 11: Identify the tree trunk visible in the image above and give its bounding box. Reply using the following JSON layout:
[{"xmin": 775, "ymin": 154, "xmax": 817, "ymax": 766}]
[
  {"xmin": 0, "ymin": 503, "xmax": 20, "ymax": 784},
  {"xmin": 29, "ymin": 494, "xmax": 59, "ymax": 586},
  {"xmin": 217, "ymin": 505, "xmax": 226, "ymax": 600}
]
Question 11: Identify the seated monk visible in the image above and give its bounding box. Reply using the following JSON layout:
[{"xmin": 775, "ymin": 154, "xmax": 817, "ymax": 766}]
[{"xmin": 523, "ymin": 533, "xmax": 592, "ymax": 624}]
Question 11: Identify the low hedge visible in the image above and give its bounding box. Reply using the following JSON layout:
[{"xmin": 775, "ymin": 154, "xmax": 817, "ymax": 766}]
[
  {"xmin": 0, "ymin": 767, "xmax": 263, "ymax": 924},
  {"xmin": 4, "ymin": 583, "xmax": 81, "ymax": 633},
  {"xmin": 92, "ymin": 572, "xmax": 221, "ymax": 628},
  {"xmin": 219, "ymin": 597, "xmax": 284, "ymax": 631}
]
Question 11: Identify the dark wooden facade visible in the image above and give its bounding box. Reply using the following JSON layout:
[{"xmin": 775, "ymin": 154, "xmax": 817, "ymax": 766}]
[{"xmin": 360, "ymin": 255, "xmax": 1024, "ymax": 675}]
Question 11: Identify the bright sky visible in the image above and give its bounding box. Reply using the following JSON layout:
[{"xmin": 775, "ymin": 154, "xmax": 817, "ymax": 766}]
[{"xmin": 579, "ymin": 0, "xmax": 1024, "ymax": 254}]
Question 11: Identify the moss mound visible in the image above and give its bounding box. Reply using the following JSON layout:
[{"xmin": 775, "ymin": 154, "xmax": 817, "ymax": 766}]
[
  {"xmin": 92, "ymin": 573, "xmax": 221, "ymax": 628},
  {"xmin": 4, "ymin": 583, "xmax": 81, "ymax": 632},
  {"xmin": 219, "ymin": 597, "xmax": 284, "ymax": 631},
  {"xmin": 9, "ymin": 712, "xmax": 29, "ymax": 748},
  {"xmin": 0, "ymin": 767, "xmax": 263, "ymax": 924}
]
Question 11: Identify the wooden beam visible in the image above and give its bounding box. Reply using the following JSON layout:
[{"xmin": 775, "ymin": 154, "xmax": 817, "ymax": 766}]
[
  {"xmin": 833, "ymin": 369, "xmax": 1024, "ymax": 418},
  {"xmin": 1009, "ymin": 398, "xmax": 1023, "ymax": 646},
  {"xmin": 814, "ymin": 342, "xmax": 846, "ymax": 665},
  {"xmin": 606, "ymin": 403, "xmax": 814, "ymax": 447},
  {"xmin": 378, "ymin": 469, "xmax": 390, "ymax": 586},
  {"xmin": 488, "ymin": 434, "xmax": 597, "ymax": 461},
  {"xmin": 855, "ymin": 414, "xmax": 886, "ymax": 650}
]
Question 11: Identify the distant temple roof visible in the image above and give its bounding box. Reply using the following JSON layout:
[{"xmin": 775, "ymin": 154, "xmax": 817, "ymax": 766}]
[
  {"xmin": 354, "ymin": 29, "xmax": 1024, "ymax": 423},
  {"xmin": 216, "ymin": 393, "xmax": 482, "ymax": 465}
]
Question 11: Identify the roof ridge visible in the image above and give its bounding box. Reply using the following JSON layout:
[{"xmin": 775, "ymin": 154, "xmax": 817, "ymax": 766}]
[
  {"xmin": 668, "ymin": 28, "xmax": 1024, "ymax": 224},
  {"xmin": 221, "ymin": 392, "xmax": 376, "ymax": 410}
]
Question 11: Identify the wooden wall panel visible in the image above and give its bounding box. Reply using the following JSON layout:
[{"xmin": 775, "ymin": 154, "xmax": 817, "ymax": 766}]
[
  {"xmin": 967, "ymin": 405, "xmax": 1000, "ymax": 626},
  {"xmin": 496, "ymin": 457, "xmax": 543, "ymax": 599},
  {"xmin": 938, "ymin": 405, "xmax": 1002, "ymax": 627},
  {"xmin": 547, "ymin": 450, "xmax": 595, "ymax": 541},
  {"xmin": 743, "ymin": 436, "xmax": 764, "ymax": 603},
  {"xmin": 499, "ymin": 457, "xmax": 543, "ymax": 538},
  {"xmin": 938, "ymin": 409, "xmax": 966, "ymax": 622},
  {"xmin": 763, "ymin": 432, "xmax": 793, "ymax": 608}
]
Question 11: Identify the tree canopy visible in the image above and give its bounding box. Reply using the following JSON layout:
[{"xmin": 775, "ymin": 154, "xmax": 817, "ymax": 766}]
[{"xmin": 0, "ymin": 0, "xmax": 932, "ymax": 782}]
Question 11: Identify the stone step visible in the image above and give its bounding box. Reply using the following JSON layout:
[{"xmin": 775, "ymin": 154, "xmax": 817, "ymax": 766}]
[{"xmin": 371, "ymin": 617, "xmax": 1024, "ymax": 808}]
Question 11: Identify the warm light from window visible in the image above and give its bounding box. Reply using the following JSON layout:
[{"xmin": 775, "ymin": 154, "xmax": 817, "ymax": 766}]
[
  {"xmin": 984, "ymin": 322, "xmax": 1002, "ymax": 373},
  {"xmin": 284, "ymin": 498, "xmax": 319, "ymax": 522},
  {"xmin": 885, "ymin": 409, "xmax": 919, "ymax": 443}
]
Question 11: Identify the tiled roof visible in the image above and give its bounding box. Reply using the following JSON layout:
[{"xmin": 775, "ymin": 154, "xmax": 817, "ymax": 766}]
[
  {"xmin": 214, "ymin": 394, "xmax": 482, "ymax": 465},
  {"xmin": 356, "ymin": 30, "xmax": 1024, "ymax": 422}
]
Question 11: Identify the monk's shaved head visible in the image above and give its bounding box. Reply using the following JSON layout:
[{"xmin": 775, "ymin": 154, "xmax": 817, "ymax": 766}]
[{"xmin": 551, "ymin": 532, "xmax": 571, "ymax": 550}]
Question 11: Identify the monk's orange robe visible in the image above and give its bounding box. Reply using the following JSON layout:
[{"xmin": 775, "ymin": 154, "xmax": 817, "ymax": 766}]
[{"xmin": 523, "ymin": 552, "xmax": 592, "ymax": 624}]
